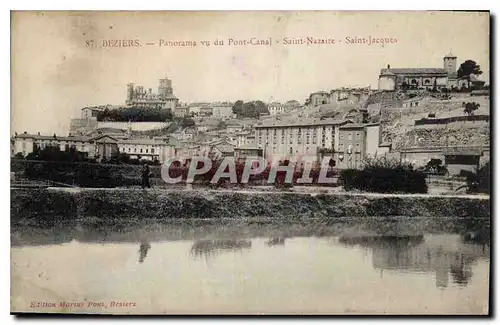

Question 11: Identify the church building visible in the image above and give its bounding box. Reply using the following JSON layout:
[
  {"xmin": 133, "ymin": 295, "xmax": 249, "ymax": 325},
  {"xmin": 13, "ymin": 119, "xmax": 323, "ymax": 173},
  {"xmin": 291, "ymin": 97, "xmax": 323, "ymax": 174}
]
[{"xmin": 378, "ymin": 52, "xmax": 460, "ymax": 91}]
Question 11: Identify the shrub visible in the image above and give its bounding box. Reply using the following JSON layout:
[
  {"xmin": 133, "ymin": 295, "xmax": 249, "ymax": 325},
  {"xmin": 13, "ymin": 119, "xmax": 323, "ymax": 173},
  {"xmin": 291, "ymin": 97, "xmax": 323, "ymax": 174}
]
[{"xmin": 340, "ymin": 157, "xmax": 428, "ymax": 194}]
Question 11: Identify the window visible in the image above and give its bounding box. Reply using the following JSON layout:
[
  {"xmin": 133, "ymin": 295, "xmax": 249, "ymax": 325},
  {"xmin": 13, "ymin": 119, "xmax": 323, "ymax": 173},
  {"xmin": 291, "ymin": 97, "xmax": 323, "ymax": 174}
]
[
  {"xmin": 151, "ymin": 148, "xmax": 155, "ymax": 154},
  {"xmin": 128, "ymin": 148, "xmax": 131, "ymax": 152},
  {"xmin": 290, "ymin": 147, "xmax": 293, "ymax": 154},
  {"xmin": 146, "ymin": 149, "xmax": 149, "ymax": 153},
  {"xmin": 134, "ymin": 148, "xmax": 137, "ymax": 153},
  {"xmin": 140, "ymin": 149, "xmax": 143, "ymax": 153}
]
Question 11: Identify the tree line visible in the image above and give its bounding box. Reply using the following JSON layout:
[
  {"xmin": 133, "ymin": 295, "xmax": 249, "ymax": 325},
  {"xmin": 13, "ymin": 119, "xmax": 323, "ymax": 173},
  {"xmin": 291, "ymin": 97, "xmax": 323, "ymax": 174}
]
[{"xmin": 97, "ymin": 106, "xmax": 174, "ymax": 122}]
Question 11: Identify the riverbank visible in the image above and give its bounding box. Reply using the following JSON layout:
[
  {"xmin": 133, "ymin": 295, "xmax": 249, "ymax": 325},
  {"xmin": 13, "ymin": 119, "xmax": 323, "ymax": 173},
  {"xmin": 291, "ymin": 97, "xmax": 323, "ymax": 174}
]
[{"xmin": 11, "ymin": 188, "xmax": 490, "ymax": 232}]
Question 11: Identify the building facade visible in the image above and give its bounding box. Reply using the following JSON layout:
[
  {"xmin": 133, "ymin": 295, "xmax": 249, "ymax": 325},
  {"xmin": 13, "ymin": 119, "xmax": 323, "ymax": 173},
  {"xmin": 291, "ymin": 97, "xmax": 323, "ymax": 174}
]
[
  {"xmin": 254, "ymin": 119, "xmax": 348, "ymax": 163},
  {"xmin": 211, "ymin": 102, "xmax": 234, "ymax": 119},
  {"xmin": 378, "ymin": 53, "xmax": 462, "ymax": 91},
  {"xmin": 12, "ymin": 132, "xmax": 175, "ymax": 163},
  {"xmin": 268, "ymin": 102, "xmax": 286, "ymax": 116},
  {"xmin": 335, "ymin": 123, "xmax": 388, "ymax": 169},
  {"xmin": 254, "ymin": 120, "xmax": 388, "ymax": 167}
]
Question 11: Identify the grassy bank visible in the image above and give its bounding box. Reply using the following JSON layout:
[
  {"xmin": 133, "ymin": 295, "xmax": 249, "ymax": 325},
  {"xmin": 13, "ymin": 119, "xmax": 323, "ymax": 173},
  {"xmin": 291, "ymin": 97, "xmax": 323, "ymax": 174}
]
[{"xmin": 11, "ymin": 189, "xmax": 490, "ymax": 233}]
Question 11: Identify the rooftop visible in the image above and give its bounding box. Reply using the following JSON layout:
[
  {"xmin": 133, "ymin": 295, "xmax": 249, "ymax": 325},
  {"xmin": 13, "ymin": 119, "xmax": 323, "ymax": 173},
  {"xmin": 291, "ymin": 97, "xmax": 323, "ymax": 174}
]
[
  {"xmin": 13, "ymin": 133, "xmax": 92, "ymax": 142},
  {"xmin": 380, "ymin": 68, "xmax": 448, "ymax": 75},
  {"xmin": 255, "ymin": 117, "xmax": 351, "ymax": 128},
  {"xmin": 444, "ymin": 51, "xmax": 457, "ymax": 59},
  {"xmin": 339, "ymin": 122, "xmax": 380, "ymax": 129}
]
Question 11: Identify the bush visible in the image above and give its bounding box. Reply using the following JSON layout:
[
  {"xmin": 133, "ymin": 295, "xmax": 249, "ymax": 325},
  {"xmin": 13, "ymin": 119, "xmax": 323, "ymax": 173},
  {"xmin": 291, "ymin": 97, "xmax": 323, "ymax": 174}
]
[
  {"xmin": 340, "ymin": 158, "xmax": 428, "ymax": 194},
  {"xmin": 19, "ymin": 160, "xmax": 140, "ymax": 188}
]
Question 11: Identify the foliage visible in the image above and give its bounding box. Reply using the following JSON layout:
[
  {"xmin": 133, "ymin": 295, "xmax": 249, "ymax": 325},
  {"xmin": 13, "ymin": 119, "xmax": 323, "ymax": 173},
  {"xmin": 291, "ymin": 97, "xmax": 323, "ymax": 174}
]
[
  {"xmin": 96, "ymin": 106, "xmax": 173, "ymax": 122},
  {"xmin": 26, "ymin": 145, "xmax": 91, "ymax": 163},
  {"xmin": 457, "ymin": 60, "xmax": 483, "ymax": 79},
  {"xmin": 179, "ymin": 117, "xmax": 196, "ymax": 128},
  {"xmin": 232, "ymin": 100, "xmax": 269, "ymax": 118},
  {"xmin": 419, "ymin": 158, "xmax": 448, "ymax": 176},
  {"xmin": 463, "ymin": 102, "xmax": 480, "ymax": 116},
  {"xmin": 341, "ymin": 157, "xmax": 428, "ymax": 194},
  {"xmin": 18, "ymin": 160, "xmax": 145, "ymax": 188},
  {"xmin": 457, "ymin": 161, "xmax": 490, "ymax": 194}
]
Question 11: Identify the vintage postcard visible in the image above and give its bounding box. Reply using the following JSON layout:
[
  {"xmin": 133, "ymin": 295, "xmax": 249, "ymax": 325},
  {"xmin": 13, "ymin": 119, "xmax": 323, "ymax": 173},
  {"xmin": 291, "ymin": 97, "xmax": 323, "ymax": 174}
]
[{"xmin": 10, "ymin": 11, "xmax": 490, "ymax": 315}]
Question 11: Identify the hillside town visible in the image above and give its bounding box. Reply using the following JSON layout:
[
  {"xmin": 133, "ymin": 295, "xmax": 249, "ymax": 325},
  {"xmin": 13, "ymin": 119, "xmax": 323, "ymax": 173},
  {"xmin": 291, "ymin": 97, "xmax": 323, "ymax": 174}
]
[{"xmin": 11, "ymin": 52, "xmax": 490, "ymax": 190}]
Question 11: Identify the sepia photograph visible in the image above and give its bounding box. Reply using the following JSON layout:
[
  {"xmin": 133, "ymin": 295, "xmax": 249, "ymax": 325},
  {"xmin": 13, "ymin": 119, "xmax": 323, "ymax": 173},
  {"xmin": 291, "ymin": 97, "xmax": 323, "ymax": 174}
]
[{"xmin": 10, "ymin": 10, "xmax": 491, "ymax": 315}]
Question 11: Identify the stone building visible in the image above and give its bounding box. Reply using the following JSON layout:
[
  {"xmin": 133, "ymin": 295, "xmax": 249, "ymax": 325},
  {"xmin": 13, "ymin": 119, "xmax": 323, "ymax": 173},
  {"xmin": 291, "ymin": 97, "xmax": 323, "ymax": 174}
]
[
  {"xmin": 378, "ymin": 52, "xmax": 464, "ymax": 91},
  {"xmin": 254, "ymin": 119, "xmax": 389, "ymax": 167},
  {"xmin": 12, "ymin": 132, "xmax": 175, "ymax": 163},
  {"xmin": 335, "ymin": 123, "xmax": 389, "ymax": 169},
  {"xmin": 126, "ymin": 77, "xmax": 179, "ymax": 110},
  {"xmin": 211, "ymin": 102, "xmax": 234, "ymax": 119}
]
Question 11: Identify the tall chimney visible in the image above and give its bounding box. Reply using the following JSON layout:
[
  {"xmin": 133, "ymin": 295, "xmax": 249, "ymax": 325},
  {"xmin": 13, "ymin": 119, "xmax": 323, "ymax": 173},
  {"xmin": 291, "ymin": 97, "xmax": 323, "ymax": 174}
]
[{"xmin": 387, "ymin": 64, "xmax": 391, "ymax": 70}]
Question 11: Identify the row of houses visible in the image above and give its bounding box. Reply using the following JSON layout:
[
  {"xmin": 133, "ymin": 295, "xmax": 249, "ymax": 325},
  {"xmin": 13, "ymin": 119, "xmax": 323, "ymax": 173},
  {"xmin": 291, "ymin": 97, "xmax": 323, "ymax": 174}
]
[{"xmin": 11, "ymin": 131, "xmax": 262, "ymax": 165}]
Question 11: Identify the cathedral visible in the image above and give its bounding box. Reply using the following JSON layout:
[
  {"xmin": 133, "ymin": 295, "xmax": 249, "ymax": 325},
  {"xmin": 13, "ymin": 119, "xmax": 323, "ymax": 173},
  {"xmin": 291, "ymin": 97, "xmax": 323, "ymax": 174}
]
[{"xmin": 377, "ymin": 52, "xmax": 476, "ymax": 91}]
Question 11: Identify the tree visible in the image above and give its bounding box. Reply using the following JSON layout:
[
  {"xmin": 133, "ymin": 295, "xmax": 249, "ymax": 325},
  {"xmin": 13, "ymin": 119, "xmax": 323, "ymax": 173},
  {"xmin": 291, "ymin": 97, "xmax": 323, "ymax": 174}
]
[
  {"xmin": 232, "ymin": 100, "xmax": 244, "ymax": 116},
  {"xmin": 180, "ymin": 117, "xmax": 195, "ymax": 128},
  {"xmin": 463, "ymin": 102, "xmax": 480, "ymax": 116},
  {"xmin": 457, "ymin": 60, "xmax": 483, "ymax": 88}
]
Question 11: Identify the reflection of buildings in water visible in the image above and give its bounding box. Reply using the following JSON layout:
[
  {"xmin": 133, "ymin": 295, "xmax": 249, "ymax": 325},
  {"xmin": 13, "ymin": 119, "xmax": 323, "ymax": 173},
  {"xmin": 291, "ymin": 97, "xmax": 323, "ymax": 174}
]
[
  {"xmin": 371, "ymin": 244, "xmax": 486, "ymax": 288},
  {"xmin": 338, "ymin": 235, "xmax": 488, "ymax": 288},
  {"xmin": 139, "ymin": 242, "xmax": 151, "ymax": 263},
  {"xmin": 266, "ymin": 237, "xmax": 286, "ymax": 247},
  {"xmin": 190, "ymin": 239, "xmax": 252, "ymax": 261}
]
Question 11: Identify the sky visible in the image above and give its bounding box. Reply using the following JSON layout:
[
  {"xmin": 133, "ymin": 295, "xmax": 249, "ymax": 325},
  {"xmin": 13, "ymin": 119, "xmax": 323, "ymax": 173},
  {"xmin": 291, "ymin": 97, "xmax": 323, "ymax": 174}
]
[{"xmin": 11, "ymin": 11, "xmax": 490, "ymax": 135}]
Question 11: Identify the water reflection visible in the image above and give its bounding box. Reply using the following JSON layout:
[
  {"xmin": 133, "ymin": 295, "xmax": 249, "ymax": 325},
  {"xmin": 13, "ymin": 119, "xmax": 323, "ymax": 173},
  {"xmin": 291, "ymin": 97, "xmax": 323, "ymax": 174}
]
[
  {"xmin": 139, "ymin": 241, "xmax": 151, "ymax": 263},
  {"xmin": 190, "ymin": 239, "xmax": 252, "ymax": 261},
  {"xmin": 339, "ymin": 234, "xmax": 489, "ymax": 288},
  {"xmin": 266, "ymin": 237, "xmax": 286, "ymax": 247},
  {"xmin": 11, "ymin": 223, "xmax": 491, "ymax": 314}
]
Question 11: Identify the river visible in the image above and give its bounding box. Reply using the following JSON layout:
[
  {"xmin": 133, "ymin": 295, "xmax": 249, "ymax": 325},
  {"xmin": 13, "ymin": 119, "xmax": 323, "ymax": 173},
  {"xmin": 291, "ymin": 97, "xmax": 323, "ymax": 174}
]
[{"xmin": 11, "ymin": 222, "xmax": 490, "ymax": 315}]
